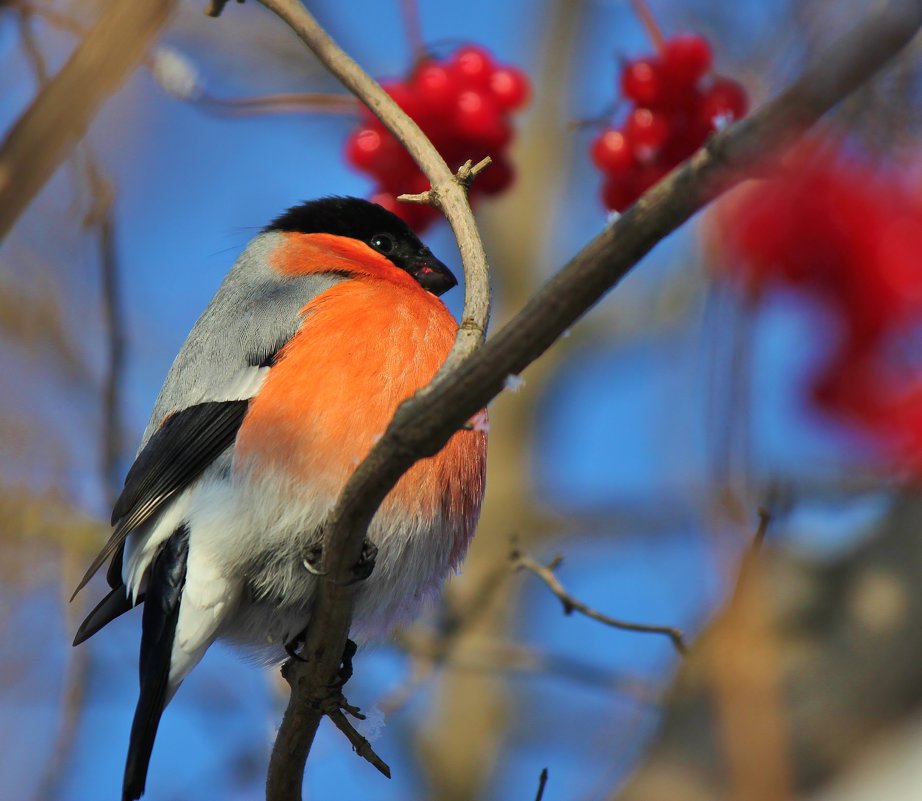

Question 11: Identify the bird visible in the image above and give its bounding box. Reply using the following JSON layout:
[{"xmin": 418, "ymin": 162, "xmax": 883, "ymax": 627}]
[{"xmin": 71, "ymin": 196, "xmax": 488, "ymax": 801}]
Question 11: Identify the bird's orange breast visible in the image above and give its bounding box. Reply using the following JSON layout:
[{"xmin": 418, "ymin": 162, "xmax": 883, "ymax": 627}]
[{"xmin": 234, "ymin": 276, "xmax": 486, "ymax": 546}]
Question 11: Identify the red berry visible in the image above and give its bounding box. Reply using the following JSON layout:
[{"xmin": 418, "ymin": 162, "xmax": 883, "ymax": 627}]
[
  {"xmin": 601, "ymin": 175, "xmax": 639, "ymax": 213},
  {"xmin": 590, "ymin": 128, "xmax": 636, "ymax": 176},
  {"xmin": 661, "ymin": 104, "xmax": 709, "ymax": 162},
  {"xmin": 662, "ymin": 34, "xmax": 713, "ymax": 85},
  {"xmin": 700, "ymin": 77, "xmax": 748, "ymax": 131},
  {"xmin": 450, "ymin": 45, "xmax": 496, "ymax": 90},
  {"xmin": 634, "ymin": 161, "xmax": 670, "ymax": 194},
  {"xmin": 621, "ymin": 58, "xmax": 663, "ymax": 106},
  {"xmin": 453, "ymin": 90, "xmax": 507, "ymax": 149},
  {"xmin": 412, "ymin": 61, "xmax": 458, "ymax": 116},
  {"xmin": 476, "ymin": 157, "xmax": 515, "ymax": 195},
  {"xmin": 381, "ymin": 80, "xmax": 423, "ymax": 121},
  {"xmin": 489, "ymin": 66, "xmax": 530, "ymax": 110},
  {"xmin": 345, "ymin": 127, "xmax": 386, "ymax": 170},
  {"xmin": 626, "ymin": 108, "xmax": 670, "ymax": 159},
  {"xmin": 371, "ymin": 190, "xmax": 401, "ymax": 215}
]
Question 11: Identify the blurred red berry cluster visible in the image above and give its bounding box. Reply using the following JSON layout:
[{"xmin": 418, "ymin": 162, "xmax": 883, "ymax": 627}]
[
  {"xmin": 719, "ymin": 144, "xmax": 922, "ymax": 472},
  {"xmin": 345, "ymin": 45, "xmax": 530, "ymax": 231},
  {"xmin": 591, "ymin": 33, "xmax": 748, "ymax": 213}
]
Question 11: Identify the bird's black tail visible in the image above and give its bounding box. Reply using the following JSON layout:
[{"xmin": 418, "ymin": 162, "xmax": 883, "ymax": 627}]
[{"xmin": 123, "ymin": 527, "xmax": 189, "ymax": 801}]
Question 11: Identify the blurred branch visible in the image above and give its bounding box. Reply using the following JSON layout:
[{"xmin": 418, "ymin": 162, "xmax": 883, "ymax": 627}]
[
  {"xmin": 534, "ymin": 768, "xmax": 549, "ymax": 801},
  {"xmin": 511, "ymin": 546, "xmax": 687, "ymax": 655},
  {"xmin": 8, "ymin": 1, "xmax": 86, "ymax": 37},
  {"xmin": 379, "ymin": 558, "xmax": 659, "ymax": 716},
  {"xmin": 14, "ymin": 19, "xmax": 87, "ymax": 801},
  {"xmin": 400, "ymin": 0, "xmax": 425, "ymax": 61},
  {"xmin": 197, "ymin": 91, "xmax": 357, "ymax": 115},
  {"xmin": 394, "ymin": 630, "xmax": 660, "ymax": 700},
  {"xmin": 0, "ymin": 0, "xmax": 176, "ymax": 242},
  {"xmin": 612, "ymin": 494, "xmax": 922, "ymax": 801},
  {"xmin": 225, "ymin": 0, "xmax": 922, "ymax": 798},
  {"xmin": 84, "ymin": 162, "xmax": 125, "ymax": 504},
  {"xmin": 33, "ymin": 553, "xmax": 90, "ymax": 801}
]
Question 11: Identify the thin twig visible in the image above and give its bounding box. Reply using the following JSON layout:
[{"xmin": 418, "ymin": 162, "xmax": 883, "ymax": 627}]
[
  {"xmin": 82, "ymin": 161, "xmax": 125, "ymax": 505},
  {"xmin": 398, "ymin": 157, "xmax": 493, "ymax": 206},
  {"xmin": 205, "ymin": 0, "xmax": 242, "ymax": 17},
  {"xmin": 753, "ymin": 507, "xmax": 772, "ymax": 551},
  {"xmin": 730, "ymin": 506, "xmax": 774, "ymax": 601},
  {"xmin": 400, "ymin": 0, "xmax": 426, "ymax": 62},
  {"xmin": 534, "ymin": 768, "xmax": 549, "ymax": 801},
  {"xmin": 511, "ymin": 548, "xmax": 687, "ymax": 655},
  {"xmin": 197, "ymin": 91, "xmax": 358, "ymax": 116},
  {"xmin": 629, "ymin": 0, "xmax": 665, "ymax": 51},
  {"xmin": 326, "ymin": 709, "xmax": 391, "ymax": 778},
  {"xmin": 8, "ymin": 0, "xmax": 86, "ymax": 37}
]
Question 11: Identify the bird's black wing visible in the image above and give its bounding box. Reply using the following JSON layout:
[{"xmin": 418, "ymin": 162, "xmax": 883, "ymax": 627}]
[{"xmin": 72, "ymin": 400, "xmax": 250, "ymax": 601}]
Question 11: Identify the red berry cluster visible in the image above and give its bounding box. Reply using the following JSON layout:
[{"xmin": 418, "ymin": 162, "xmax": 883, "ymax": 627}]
[
  {"xmin": 591, "ymin": 34, "xmax": 748, "ymax": 213},
  {"xmin": 719, "ymin": 143, "xmax": 922, "ymax": 472},
  {"xmin": 345, "ymin": 46, "xmax": 530, "ymax": 232}
]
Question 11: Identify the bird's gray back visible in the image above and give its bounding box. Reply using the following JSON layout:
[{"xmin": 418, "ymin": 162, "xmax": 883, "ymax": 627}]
[{"xmin": 142, "ymin": 232, "xmax": 344, "ymax": 446}]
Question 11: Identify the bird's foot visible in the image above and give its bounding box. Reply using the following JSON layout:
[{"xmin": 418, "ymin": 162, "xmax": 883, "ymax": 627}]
[
  {"xmin": 284, "ymin": 628, "xmax": 308, "ymax": 662},
  {"xmin": 302, "ymin": 538, "xmax": 378, "ymax": 584},
  {"xmin": 329, "ymin": 638, "xmax": 357, "ymax": 689}
]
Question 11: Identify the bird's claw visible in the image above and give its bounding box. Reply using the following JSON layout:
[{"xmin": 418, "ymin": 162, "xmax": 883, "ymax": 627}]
[
  {"xmin": 302, "ymin": 539, "xmax": 378, "ymax": 584},
  {"xmin": 284, "ymin": 629, "xmax": 308, "ymax": 662},
  {"xmin": 302, "ymin": 544, "xmax": 326, "ymax": 576},
  {"xmin": 327, "ymin": 638, "xmax": 357, "ymax": 689}
]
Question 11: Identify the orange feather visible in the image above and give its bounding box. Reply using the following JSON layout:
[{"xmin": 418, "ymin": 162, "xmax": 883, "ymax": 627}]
[{"xmin": 236, "ymin": 234, "xmax": 486, "ymax": 562}]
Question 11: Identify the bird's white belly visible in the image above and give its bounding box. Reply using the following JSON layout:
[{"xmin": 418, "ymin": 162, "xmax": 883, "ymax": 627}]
[{"xmin": 125, "ymin": 464, "xmax": 464, "ymax": 665}]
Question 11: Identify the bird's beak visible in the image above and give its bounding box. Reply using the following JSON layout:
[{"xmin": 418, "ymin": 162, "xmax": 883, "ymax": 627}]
[{"xmin": 410, "ymin": 250, "xmax": 458, "ymax": 296}]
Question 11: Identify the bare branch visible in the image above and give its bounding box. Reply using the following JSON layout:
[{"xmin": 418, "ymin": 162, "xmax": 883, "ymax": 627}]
[
  {"xmin": 511, "ymin": 547, "xmax": 687, "ymax": 655},
  {"xmin": 0, "ymin": 0, "xmax": 177, "ymax": 242}
]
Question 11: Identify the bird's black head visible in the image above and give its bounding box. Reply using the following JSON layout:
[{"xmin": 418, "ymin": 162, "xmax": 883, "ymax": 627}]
[{"xmin": 265, "ymin": 196, "xmax": 457, "ymax": 296}]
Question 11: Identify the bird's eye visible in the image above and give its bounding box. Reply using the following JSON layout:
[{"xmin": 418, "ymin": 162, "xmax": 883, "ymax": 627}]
[{"xmin": 370, "ymin": 233, "xmax": 395, "ymax": 254}]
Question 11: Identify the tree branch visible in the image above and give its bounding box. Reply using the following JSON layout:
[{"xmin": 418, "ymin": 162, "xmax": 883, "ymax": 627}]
[
  {"xmin": 0, "ymin": 0, "xmax": 176, "ymax": 242},
  {"xmin": 511, "ymin": 548, "xmax": 687, "ymax": 655},
  {"xmin": 228, "ymin": 0, "xmax": 922, "ymax": 798}
]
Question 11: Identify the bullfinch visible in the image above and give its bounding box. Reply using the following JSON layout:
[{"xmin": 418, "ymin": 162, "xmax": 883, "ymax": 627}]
[{"xmin": 71, "ymin": 197, "xmax": 488, "ymax": 801}]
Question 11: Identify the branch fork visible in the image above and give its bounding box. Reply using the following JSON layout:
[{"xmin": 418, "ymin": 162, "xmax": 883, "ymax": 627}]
[{"xmin": 397, "ymin": 156, "xmax": 493, "ymax": 207}]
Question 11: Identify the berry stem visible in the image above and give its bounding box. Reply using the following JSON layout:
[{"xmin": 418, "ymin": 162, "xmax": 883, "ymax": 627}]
[
  {"xmin": 629, "ymin": 0, "xmax": 666, "ymax": 52},
  {"xmin": 401, "ymin": 0, "xmax": 426, "ymax": 62}
]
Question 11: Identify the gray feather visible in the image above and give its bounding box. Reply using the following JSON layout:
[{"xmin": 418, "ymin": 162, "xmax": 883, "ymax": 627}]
[{"xmin": 142, "ymin": 233, "xmax": 345, "ymax": 445}]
